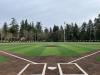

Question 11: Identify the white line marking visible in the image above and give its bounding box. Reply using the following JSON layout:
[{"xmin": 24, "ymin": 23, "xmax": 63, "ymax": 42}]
[
  {"xmin": 74, "ymin": 63, "xmax": 88, "ymax": 75},
  {"xmin": 68, "ymin": 50, "xmax": 100, "ymax": 64},
  {"xmin": 17, "ymin": 63, "xmax": 30, "ymax": 75},
  {"xmin": 30, "ymin": 74, "xmax": 41, "ymax": 75},
  {"xmin": 0, "ymin": 51, "xmax": 37, "ymax": 64},
  {"xmin": 30, "ymin": 63, "xmax": 47, "ymax": 75},
  {"xmin": 63, "ymin": 74, "xmax": 84, "ymax": 75},
  {"xmin": 58, "ymin": 63, "xmax": 88, "ymax": 75},
  {"xmin": 42, "ymin": 63, "xmax": 47, "ymax": 75},
  {"xmin": 1, "ymin": 50, "xmax": 99, "ymax": 75},
  {"xmin": 58, "ymin": 63, "xmax": 63, "ymax": 75},
  {"xmin": 0, "ymin": 51, "xmax": 47, "ymax": 75}
]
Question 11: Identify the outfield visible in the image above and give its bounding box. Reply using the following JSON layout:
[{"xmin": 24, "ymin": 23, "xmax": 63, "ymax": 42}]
[{"xmin": 0, "ymin": 42, "xmax": 100, "ymax": 57}]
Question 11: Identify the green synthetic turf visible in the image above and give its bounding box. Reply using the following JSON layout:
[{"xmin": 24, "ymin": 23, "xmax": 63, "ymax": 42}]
[
  {"xmin": 96, "ymin": 56, "xmax": 100, "ymax": 61},
  {"xmin": 0, "ymin": 42, "xmax": 100, "ymax": 57},
  {"xmin": 0, "ymin": 56, "xmax": 9, "ymax": 62}
]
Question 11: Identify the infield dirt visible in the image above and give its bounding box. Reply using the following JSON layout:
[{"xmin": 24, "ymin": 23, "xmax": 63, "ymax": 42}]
[{"xmin": 0, "ymin": 50, "xmax": 100, "ymax": 75}]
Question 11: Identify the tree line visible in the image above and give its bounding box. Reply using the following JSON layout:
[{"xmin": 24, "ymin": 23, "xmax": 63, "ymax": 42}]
[{"xmin": 0, "ymin": 14, "xmax": 100, "ymax": 42}]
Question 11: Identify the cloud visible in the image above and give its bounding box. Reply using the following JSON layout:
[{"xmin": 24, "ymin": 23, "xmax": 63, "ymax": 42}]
[{"xmin": 0, "ymin": 0, "xmax": 100, "ymax": 27}]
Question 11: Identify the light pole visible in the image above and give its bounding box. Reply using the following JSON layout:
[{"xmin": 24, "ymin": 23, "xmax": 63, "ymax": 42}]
[
  {"xmin": 64, "ymin": 22, "xmax": 66, "ymax": 42},
  {"xmin": 42, "ymin": 25, "xmax": 48, "ymax": 42}
]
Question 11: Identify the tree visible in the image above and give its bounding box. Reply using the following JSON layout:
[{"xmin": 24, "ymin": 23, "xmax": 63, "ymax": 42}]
[
  {"xmin": 80, "ymin": 22, "xmax": 87, "ymax": 41},
  {"xmin": 48, "ymin": 27, "xmax": 53, "ymax": 41},
  {"xmin": 59, "ymin": 25, "xmax": 64, "ymax": 41},
  {"xmin": 35, "ymin": 22, "xmax": 42, "ymax": 33},
  {"xmin": 73, "ymin": 23, "xmax": 79, "ymax": 41},
  {"xmin": 20, "ymin": 20, "xmax": 25, "ymax": 38},
  {"xmin": 65, "ymin": 23, "xmax": 74, "ymax": 41},
  {"xmin": 35, "ymin": 22, "xmax": 42, "ymax": 41},
  {"xmin": 1, "ymin": 13, "xmax": 100, "ymax": 42},
  {"xmin": 44, "ymin": 28, "xmax": 49, "ymax": 41},
  {"xmin": 31, "ymin": 22, "xmax": 36, "ymax": 41},
  {"xmin": 65, "ymin": 24, "xmax": 70, "ymax": 41},
  {"xmin": 3, "ymin": 22, "xmax": 8, "ymax": 41},
  {"xmin": 87, "ymin": 20, "xmax": 94, "ymax": 41},
  {"xmin": 9, "ymin": 18, "xmax": 19, "ymax": 41},
  {"xmin": 52, "ymin": 25, "xmax": 59, "ymax": 42},
  {"xmin": 94, "ymin": 14, "xmax": 100, "ymax": 40}
]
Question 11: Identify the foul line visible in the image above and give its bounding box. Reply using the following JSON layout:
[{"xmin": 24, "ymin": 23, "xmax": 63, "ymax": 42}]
[
  {"xmin": 0, "ymin": 50, "xmax": 100, "ymax": 75},
  {"xmin": 42, "ymin": 63, "xmax": 47, "ymax": 75},
  {"xmin": 58, "ymin": 63, "xmax": 63, "ymax": 75},
  {"xmin": 0, "ymin": 51, "xmax": 37, "ymax": 64},
  {"xmin": 68, "ymin": 50, "xmax": 100, "ymax": 64},
  {"xmin": 74, "ymin": 63, "xmax": 88, "ymax": 75},
  {"xmin": 17, "ymin": 63, "xmax": 30, "ymax": 75},
  {"xmin": 58, "ymin": 63, "xmax": 88, "ymax": 75},
  {"xmin": 0, "ymin": 51, "xmax": 47, "ymax": 75}
]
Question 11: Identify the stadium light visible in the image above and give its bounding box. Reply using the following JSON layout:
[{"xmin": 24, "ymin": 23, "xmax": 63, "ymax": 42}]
[{"xmin": 64, "ymin": 22, "xmax": 66, "ymax": 42}]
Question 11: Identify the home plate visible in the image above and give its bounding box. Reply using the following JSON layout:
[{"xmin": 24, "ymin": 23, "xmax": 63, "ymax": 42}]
[
  {"xmin": 48, "ymin": 67, "xmax": 57, "ymax": 70},
  {"xmin": 45, "ymin": 64, "xmax": 59, "ymax": 75}
]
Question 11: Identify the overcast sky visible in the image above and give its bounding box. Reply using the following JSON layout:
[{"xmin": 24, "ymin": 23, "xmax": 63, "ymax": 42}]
[{"xmin": 0, "ymin": 0, "xmax": 100, "ymax": 27}]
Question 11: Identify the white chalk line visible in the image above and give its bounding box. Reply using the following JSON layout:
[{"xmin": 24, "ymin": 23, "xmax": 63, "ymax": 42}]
[
  {"xmin": 58, "ymin": 63, "xmax": 88, "ymax": 75},
  {"xmin": 0, "ymin": 51, "xmax": 37, "ymax": 64},
  {"xmin": 58, "ymin": 63, "xmax": 63, "ymax": 75},
  {"xmin": 17, "ymin": 63, "xmax": 30, "ymax": 75},
  {"xmin": 68, "ymin": 50, "xmax": 100, "ymax": 64},
  {"xmin": 18, "ymin": 63, "xmax": 47, "ymax": 75},
  {"xmin": 60, "ymin": 50, "xmax": 100, "ymax": 75},
  {"xmin": 0, "ymin": 50, "xmax": 100, "ymax": 75},
  {"xmin": 0, "ymin": 51, "xmax": 47, "ymax": 75},
  {"xmin": 74, "ymin": 63, "xmax": 88, "ymax": 75},
  {"xmin": 63, "ymin": 74, "xmax": 84, "ymax": 75},
  {"xmin": 42, "ymin": 63, "xmax": 47, "ymax": 75},
  {"xmin": 30, "ymin": 74, "xmax": 41, "ymax": 75}
]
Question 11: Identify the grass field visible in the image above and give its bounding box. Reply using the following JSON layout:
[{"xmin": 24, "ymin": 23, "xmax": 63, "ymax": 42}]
[
  {"xmin": 0, "ymin": 56, "xmax": 9, "ymax": 62},
  {"xmin": 0, "ymin": 42, "xmax": 100, "ymax": 57},
  {"xmin": 96, "ymin": 56, "xmax": 100, "ymax": 61}
]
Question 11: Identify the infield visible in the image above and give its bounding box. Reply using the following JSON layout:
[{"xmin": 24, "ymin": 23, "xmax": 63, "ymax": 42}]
[{"xmin": 0, "ymin": 42, "xmax": 100, "ymax": 75}]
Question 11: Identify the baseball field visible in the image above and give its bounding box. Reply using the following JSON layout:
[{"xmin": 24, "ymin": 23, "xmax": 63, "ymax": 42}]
[{"xmin": 0, "ymin": 42, "xmax": 100, "ymax": 75}]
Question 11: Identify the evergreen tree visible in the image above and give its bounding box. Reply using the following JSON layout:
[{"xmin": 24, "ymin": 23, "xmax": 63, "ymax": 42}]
[
  {"xmin": 48, "ymin": 27, "xmax": 53, "ymax": 41},
  {"xmin": 9, "ymin": 18, "xmax": 19, "ymax": 41},
  {"xmin": 94, "ymin": 14, "xmax": 100, "ymax": 40},
  {"xmin": 3, "ymin": 22, "xmax": 8, "ymax": 41},
  {"xmin": 20, "ymin": 20, "xmax": 25, "ymax": 38},
  {"xmin": 52, "ymin": 25, "xmax": 59, "ymax": 42},
  {"xmin": 80, "ymin": 22, "xmax": 87, "ymax": 41},
  {"xmin": 1, "ymin": 13, "xmax": 100, "ymax": 42},
  {"xmin": 87, "ymin": 20, "xmax": 94, "ymax": 41},
  {"xmin": 59, "ymin": 25, "xmax": 64, "ymax": 41},
  {"xmin": 35, "ymin": 22, "xmax": 42, "ymax": 41},
  {"xmin": 73, "ymin": 23, "xmax": 79, "ymax": 41}
]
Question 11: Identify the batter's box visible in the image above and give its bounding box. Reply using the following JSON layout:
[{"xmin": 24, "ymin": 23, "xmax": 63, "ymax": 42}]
[
  {"xmin": 21, "ymin": 63, "xmax": 47, "ymax": 75},
  {"xmin": 58, "ymin": 63, "xmax": 88, "ymax": 75}
]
